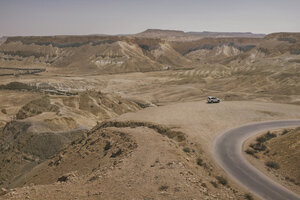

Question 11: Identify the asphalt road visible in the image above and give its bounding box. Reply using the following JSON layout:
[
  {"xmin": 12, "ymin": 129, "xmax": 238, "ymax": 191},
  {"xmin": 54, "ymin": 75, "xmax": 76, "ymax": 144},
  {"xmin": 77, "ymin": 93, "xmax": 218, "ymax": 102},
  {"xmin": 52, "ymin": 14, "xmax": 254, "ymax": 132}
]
[{"xmin": 213, "ymin": 120, "xmax": 300, "ymax": 200}]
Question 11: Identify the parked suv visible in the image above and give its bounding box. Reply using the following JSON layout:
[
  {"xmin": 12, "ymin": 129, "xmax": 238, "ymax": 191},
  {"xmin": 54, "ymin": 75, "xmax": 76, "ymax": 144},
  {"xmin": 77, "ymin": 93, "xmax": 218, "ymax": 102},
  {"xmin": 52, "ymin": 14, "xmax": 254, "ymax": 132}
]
[{"xmin": 207, "ymin": 96, "xmax": 220, "ymax": 103}]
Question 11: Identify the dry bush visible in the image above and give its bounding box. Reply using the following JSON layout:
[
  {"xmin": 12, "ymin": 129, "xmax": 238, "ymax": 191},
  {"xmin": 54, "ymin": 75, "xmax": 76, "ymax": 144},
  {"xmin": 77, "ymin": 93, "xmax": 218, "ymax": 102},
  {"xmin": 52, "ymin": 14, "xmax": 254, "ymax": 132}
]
[
  {"xmin": 183, "ymin": 147, "xmax": 190, "ymax": 152},
  {"xmin": 210, "ymin": 181, "xmax": 218, "ymax": 188},
  {"xmin": 159, "ymin": 185, "xmax": 169, "ymax": 191},
  {"xmin": 244, "ymin": 193, "xmax": 254, "ymax": 200},
  {"xmin": 216, "ymin": 176, "xmax": 228, "ymax": 186},
  {"xmin": 1, "ymin": 108, "xmax": 7, "ymax": 114},
  {"xmin": 265, "ymin": 161, "xmax": 280, "ymax": 169}
]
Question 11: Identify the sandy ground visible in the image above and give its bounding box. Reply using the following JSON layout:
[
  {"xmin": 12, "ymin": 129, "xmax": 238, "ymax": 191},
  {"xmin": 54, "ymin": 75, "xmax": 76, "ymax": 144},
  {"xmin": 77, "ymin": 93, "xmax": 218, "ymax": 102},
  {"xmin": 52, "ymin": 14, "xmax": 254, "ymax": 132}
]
[
  {"xmin": 118, "ymin": 101, "xmax": 300, "ymax": 152},
  {"xmin": 0, "ymin": 125, "xmax": 242, "ymax": 200},
  {"xmin": 2, "ymin": 100, "xmax": 299, "ymax": 199}
]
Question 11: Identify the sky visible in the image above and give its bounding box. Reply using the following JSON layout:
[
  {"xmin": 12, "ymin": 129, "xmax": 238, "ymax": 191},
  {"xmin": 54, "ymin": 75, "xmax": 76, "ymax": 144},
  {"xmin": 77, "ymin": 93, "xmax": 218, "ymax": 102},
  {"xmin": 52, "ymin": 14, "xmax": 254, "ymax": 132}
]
[{"xmin": 0, "ymin": 0, "xmax": 300, "ymax": 36}]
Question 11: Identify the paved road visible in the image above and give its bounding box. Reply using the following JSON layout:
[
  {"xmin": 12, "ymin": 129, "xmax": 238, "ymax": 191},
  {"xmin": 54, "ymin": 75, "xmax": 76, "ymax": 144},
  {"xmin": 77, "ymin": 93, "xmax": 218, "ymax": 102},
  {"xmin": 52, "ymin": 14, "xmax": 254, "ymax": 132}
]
[{"xmin": 213, "ymin": 120, "xmax": 300, "ymax": 200}]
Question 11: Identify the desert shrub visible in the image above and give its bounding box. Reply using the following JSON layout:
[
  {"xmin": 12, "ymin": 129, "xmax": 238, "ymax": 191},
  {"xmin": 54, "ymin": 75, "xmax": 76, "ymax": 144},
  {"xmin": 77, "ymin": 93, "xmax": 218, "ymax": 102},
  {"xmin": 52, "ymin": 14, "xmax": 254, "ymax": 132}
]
[
  {"xmin": 104, "ymin": 141, "xmax": 111, "ymax": 151},
  {"xmin": 256, "ymin": 136, "xmax": 266, "ymax": 143},
  {"xmin": 210, "ymin": 181, "xmax": 218, "ymax": 188},
  {"xmin": 265, "ymin": 161, "xmax": 280, "ymax": 169},
  {"xmin": 289, "ymin": 178, "xmax": 295, "ymax": 183},
  {"xmin": 1, "ymin": 108, "xmax": 7, "ymax": 114},
  {"xmin": 139, "ymin": 44, "xmax": 151, "ymax": 51},
  {"xmin": 281, "ymin": 129, "xmax": 289, "ymax": 135},
  {"xmin": 159, "ymin": 185, "xmax": 169, "ymax": 191},
  {"xmin": 110, "ymin": 149, "xmax": 122, "ymax": 158},
  {"xmin": 256, "ymin": 131, "xmax": 276, "ymax": 143},
  {"xmin": 0, "ymin": 81, "xmax": 37, "ymax": 91},
  {"xmin": 264, "ymin": 132, "xmax": 277, "ymax": 140},
  {"xmin": 245, "ymin": 149, "xmax": 255, "ymax": 155},
  {"xmin": 244, "ymin": 193, "xmax": 254, "ymax": 200},
  {"xmin": 216, "ymin": 176, "xmax": 227, "ymax": 186},
  {"xmin": 183, "ymin": 147, "xmax": 190, "ymax": 153},
  {"xmin": 250, "ymin": 143, "xmax": 266, "ymax": 151},
  {"xmin": 57, "ymin": 175, "xmax": 68, "ymax": 182},
  {"xmin": 197, "ymin": 158, "xmax": 204, "ymax": 166},
  {"xmin": 263, "ymin": 149, "xmax": 270, "ymax": 155}
]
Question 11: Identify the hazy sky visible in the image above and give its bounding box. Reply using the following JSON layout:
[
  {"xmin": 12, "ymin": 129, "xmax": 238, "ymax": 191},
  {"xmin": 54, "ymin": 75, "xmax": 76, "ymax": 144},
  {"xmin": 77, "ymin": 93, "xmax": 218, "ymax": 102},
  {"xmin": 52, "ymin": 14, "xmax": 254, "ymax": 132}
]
[{"xmin": 0, "ymin": 0, "xmax": 300, "ymax": 36}]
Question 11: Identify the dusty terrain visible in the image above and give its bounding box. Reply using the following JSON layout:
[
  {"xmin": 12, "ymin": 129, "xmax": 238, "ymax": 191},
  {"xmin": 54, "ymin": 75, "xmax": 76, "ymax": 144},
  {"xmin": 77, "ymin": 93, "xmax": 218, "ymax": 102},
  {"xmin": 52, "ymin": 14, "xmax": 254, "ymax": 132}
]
[{"xmin": 0, "ymin": 30, "xmax": 299, "ymax": 199}]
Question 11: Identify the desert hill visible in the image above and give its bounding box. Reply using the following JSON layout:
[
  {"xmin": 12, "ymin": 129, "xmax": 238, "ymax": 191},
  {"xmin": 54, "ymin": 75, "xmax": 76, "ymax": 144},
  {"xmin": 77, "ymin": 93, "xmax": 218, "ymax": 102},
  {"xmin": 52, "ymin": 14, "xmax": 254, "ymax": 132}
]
[
  {"xmin": 0, "ymin": 119, "xmax": 247, "ymax": 199},
  {"xmin": 0, "ymin": 89, "xmax": 144, "ymax": 189},
  {"xmin": 0, "ymin": 36, "xmax": 191, "ymax": 74}
]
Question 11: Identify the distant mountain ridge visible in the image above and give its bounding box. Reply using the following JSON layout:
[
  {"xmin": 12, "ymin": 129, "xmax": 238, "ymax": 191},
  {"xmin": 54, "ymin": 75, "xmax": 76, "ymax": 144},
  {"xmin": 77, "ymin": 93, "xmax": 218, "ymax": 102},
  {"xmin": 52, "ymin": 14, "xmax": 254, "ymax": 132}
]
[
  {"xmin": 186, "ymin": 31, "xmax": 265, "ymax": 38},
  {"xmin": 135, "ymin": 29, "xmax": 265, "ymax": 40}
]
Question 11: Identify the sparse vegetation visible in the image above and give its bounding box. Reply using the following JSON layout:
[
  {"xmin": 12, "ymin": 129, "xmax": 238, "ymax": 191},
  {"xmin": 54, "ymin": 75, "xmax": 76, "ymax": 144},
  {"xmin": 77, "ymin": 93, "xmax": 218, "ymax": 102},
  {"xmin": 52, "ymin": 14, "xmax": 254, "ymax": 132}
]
[
  {"xmin": 57, "ymin": 175, "xmax": 68, "ymax": 182},
  {"xmin": 256, "ymin": 131, "xmax": 276, "ymax": 143},
  {"xmin": 159, "ymin": 185, "xmax": 169, "ymax": 191},
  {"xmin": 250, "ymin": 143, "xmax": 266, "ymax": 151},
  {"xmin": 110, "ymin": 149, "xmax": 122, "ymax": 158},
  {"xmin": 265, "ymin": 161, "xmax": 280, "ymax": 170},
  {"xmin": 210, "ymin": 181, "xmax": 218, "ymax": 188},
  {"xmin": 1, "ymin": 108, "xmax": 7, "ymax": 114},
  {"xmin": 104, "ymin": 141, "xmax": 111, "ymax": 151},
  {"xmin": 244, "ymin": 193, "xmax": 254, "ymax": 200},
  {"xmin": 183, "ymin": 147, "xmax": 190, "ymax": 152},
  {"xmin": 285, "ymin": 176, "xmax": 298, "ymax": 185},
  {"xmin": 216, "ymin": 176, "xmax": 228, "ymax": 186},
  {"xmin": 246, "ymin": 127, "xmax": 300, "ymax": 192},
  {"xmin": 196, "ymin": 158, "xmax": 204, "ymax": 166},
  {"xmin": 246, "ymin": 131, "xmax": 278, "ymax": 158},
  {"xmin": 0, "ymin": 81, "xmax": 37, "ymax": 91},
  {"xmin": 95, "ymin": 121, "xmax": 186, "ymax": 142},
  {"xmin": 281, "ymin": 129, "xmax": 288, "ymax": 135},
  {"xmin": 245, "ymin": 149, "xmax": 255, "ymax": 155}
]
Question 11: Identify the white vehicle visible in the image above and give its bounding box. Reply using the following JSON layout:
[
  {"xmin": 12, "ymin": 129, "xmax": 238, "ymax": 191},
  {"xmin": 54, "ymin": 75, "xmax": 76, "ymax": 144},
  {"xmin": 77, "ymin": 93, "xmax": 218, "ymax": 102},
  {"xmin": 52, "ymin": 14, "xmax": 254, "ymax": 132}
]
[{"xmin": 207, "ymin": 96, "xmax": 220, "ymax": 103}]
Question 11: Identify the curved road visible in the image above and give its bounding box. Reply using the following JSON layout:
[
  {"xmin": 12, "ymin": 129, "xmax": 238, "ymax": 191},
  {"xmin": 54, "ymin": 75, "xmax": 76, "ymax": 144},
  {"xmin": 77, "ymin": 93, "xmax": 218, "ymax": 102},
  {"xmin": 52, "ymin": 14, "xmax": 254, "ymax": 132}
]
[{"xmin": 213, "ymin": 120, "xmax": 300, "ymax": 200}]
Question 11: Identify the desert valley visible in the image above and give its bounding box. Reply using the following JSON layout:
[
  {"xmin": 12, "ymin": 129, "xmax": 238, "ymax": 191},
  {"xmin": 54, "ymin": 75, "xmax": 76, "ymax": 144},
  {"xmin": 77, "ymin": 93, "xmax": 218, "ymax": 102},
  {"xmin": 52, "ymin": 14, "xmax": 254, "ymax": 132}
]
[{"xmin": 0, "ymin": 29, "xmax": 299, "ymax": 200}]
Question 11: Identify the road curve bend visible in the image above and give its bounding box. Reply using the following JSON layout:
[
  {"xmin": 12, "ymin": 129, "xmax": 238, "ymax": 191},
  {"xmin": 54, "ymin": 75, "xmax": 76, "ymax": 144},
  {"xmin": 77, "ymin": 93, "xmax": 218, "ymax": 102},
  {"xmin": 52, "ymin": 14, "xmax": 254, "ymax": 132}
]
[{"xmin": 213, "ymin": 120, "xmax": 300, "ymax": 200}]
